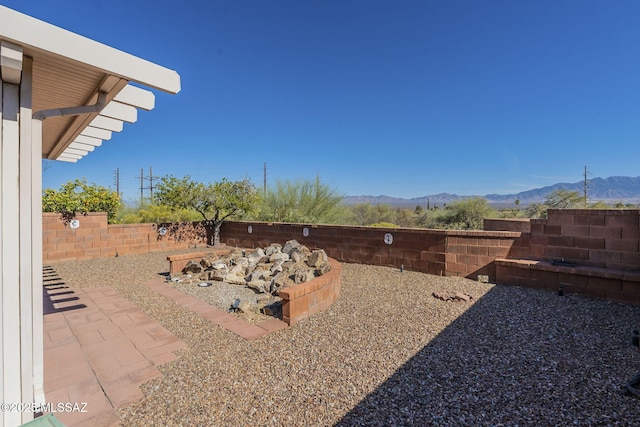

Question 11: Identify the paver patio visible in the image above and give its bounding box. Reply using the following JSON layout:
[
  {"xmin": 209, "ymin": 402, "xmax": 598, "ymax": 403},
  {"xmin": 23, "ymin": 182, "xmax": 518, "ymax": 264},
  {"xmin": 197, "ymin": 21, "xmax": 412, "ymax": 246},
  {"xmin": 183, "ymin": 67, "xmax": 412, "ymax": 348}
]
[
  {"xmin": 143, "ymin": 279, "xmax": 288, "ymax": 340},
  {"xmin": 40, "ymin": 268, "xmax": 287, "ymax": 427},
  {"xmin": 42, "ymin": 267, "xmax": 186, "ymax": 427}
]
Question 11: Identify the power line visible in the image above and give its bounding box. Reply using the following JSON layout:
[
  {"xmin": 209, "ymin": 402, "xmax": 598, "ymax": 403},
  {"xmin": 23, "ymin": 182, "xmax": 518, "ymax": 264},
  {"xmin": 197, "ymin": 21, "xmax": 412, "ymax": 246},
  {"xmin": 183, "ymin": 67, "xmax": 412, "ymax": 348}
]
[
  {"xmin": 113, "ymin": 168, "xmax": 120, "ymax": 197},
  {"xmin": 583, "ymin": 165, "xmax": 591, "ymax": 208},
  {"xmin": 136, "ymin": 166, "xmax": 159, "ymax": 205}
]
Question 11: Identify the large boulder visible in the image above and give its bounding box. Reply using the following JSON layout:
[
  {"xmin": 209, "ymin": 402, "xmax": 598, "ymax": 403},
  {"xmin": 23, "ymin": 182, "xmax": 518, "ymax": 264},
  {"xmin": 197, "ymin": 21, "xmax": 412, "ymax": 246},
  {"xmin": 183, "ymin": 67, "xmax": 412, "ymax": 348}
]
[
  {"xmin": 183, "ymin": 260, "xmax": 202, "ymax": 274},
  {"xmin": 282, "ymin": 239, "xmax": 302, "ymax": 255},
  {"xmin": 293, "ymin": 267, "xmax": 315, "ymax": 284},
  {"xmin": 247, "ymin": 280, "xmax": 269, "ymax": 294},
  {"xmin": 264, "ymin": 243, "xmax": 282, "ymax": 256},
  {"xmin": 308, "ymin": 249, "xmax": 328, "ymax": 267}
]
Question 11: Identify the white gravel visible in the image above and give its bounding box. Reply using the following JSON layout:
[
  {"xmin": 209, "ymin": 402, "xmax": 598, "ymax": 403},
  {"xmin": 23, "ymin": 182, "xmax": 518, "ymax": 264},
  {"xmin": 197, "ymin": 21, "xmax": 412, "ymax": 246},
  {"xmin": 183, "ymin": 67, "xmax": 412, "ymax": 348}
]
[{"xmin": 50, "ymin": 250, "xmax": 640, "ymax": 426}]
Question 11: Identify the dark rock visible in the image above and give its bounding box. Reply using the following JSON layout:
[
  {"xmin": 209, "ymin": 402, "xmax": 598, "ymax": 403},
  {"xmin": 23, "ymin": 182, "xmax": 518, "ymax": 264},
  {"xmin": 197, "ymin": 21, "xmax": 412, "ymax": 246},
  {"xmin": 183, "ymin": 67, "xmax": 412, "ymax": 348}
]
[
  {"xmin": 308, "ymin": 249, "xmax": 328, "ymax": 267},
  {"xmin": 454, "ymin": 292, "xmax": 472, "ymax": 302},
  {"xmin": 183, "ymin": 260, "xmax": 202, "ymax": 274},
  {"xmin": 247, "ymin": 279, "xmax": 268, "ymax": 294},
  {"xmin": 315, "ymin": 262, "xmax": 332, "ymax": 276},
  {"xmin": 294, "ymin": 267, "xmax": 315, "ymax": 284}
]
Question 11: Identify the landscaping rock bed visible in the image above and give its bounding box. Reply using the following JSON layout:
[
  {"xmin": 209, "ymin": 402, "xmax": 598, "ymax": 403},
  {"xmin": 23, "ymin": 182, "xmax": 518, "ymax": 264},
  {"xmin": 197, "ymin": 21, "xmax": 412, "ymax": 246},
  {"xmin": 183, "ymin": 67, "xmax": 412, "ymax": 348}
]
[
  {"xmin": 50, "ymin": 250, "xmax": 640, "ymax": 426},
  {"xmin": 168, "ymin": 240, "xmax": 332, "ymax": 322}
]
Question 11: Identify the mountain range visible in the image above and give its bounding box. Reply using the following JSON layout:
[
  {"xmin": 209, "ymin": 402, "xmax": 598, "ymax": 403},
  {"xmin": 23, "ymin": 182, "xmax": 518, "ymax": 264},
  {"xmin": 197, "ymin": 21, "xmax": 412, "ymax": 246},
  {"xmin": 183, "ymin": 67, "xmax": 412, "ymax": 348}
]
[{"xmin": 341, "ymin": 176, "xmax": 640, "ymax": 208}]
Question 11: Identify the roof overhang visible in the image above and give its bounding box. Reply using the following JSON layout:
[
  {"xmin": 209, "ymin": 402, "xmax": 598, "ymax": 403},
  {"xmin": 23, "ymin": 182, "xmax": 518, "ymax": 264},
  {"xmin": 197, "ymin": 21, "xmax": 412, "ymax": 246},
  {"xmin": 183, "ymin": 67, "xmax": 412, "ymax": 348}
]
[{"xmin": 0, "ymin": 6, "xmax": 181, "ymax": 162}]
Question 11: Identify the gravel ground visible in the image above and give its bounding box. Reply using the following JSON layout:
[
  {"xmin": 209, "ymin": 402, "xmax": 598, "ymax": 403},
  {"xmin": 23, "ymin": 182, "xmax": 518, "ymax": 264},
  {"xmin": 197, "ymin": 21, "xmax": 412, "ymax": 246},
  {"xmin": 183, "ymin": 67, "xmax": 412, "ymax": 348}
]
[
  {"xmin": 50, "ymin": 250, "xmax": 640, "ymax": 426},
  {"xmin": 170, "ymin": 276, "xmax": 277, "ymax": 323}
]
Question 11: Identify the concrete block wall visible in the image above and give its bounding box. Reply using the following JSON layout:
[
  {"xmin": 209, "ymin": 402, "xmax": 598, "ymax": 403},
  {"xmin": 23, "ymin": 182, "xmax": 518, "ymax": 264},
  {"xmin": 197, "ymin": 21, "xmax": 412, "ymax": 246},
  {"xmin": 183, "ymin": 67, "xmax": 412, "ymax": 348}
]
[
  {"xmin": 495, "ymin": 259, "xmax": 640, "ymax": 304},
  {"xmin": 42, "ymin": 213, "xmax": 205, "ymax": 262},
  {"xmin": 220, "ymin": 221, "xmax": 521, "ymax": 281},
  {"xmin": 489, "ymin": 210, "xmax": 640, "ymax": 304},
  {"xmin": 444, "ymin": 231, "xmax": 528, "ymax": 279},
  {"xmin": 483, "ymin": 218, "xmax": 531, "ymax": 233},
  {"xmin": 531, "ymin": 209, "xmax": 640, "ymax": 271},
  {"xmin": 42, "ymin": 210, "xmax": 640, "ymax": 305}
]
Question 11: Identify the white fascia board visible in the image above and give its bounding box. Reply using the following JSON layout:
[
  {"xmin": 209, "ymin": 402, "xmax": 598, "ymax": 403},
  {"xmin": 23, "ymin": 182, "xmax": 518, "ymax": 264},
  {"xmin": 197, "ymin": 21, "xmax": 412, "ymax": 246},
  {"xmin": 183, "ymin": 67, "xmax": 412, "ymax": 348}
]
[
  {"xmin": 73, "ymin": 135, "xmax": 102, "ymax": 146},
  {"xmin": 80, "ymin": 126, "xmax": 111, "ymax": 140},
  {"xmin": 89, "ymin": 115, "xmax": 123, "ymax": 132},
  {"xmin": 100, "ymin": 101, "xmax": 137, "ymax": 123},
  {"xmin": 0, "ymin": 40, "xmax": 22, "ymax": 84},
  {"xmin": 55, "ymin": 156, "xmax": 78, "ymax": 163},
  {"xmin": 0, "ymin": 6, "xmax": 181, "ymax": 94},
  {"xmin": 68, "ymin": 142, "xmax": 95, "ymax": 152},
  {"xmin": 114, "ymin": 84, "xmax": 155, "ymax": 111},
  {"xmin": 62, "ymin": 147, "xmax": 89, "ymax": 156},
  {"xmin": 57, "ymin": 152, "xmax": 82, "ymax": 159}
]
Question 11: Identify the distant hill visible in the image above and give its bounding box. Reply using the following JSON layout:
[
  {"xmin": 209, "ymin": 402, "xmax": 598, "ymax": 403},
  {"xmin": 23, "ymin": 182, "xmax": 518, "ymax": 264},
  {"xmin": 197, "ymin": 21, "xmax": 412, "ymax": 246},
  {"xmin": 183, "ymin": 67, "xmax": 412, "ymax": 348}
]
[{"xmin": 341, "ymin": 176, "xmax": 640, "ymax": 208}]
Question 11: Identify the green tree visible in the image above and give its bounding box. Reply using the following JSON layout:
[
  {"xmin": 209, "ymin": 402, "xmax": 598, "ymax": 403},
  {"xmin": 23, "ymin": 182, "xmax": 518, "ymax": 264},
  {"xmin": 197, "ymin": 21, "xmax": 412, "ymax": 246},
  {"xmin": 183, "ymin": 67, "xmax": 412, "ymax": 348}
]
[
  {"xmin": 258, "ymin": 178, "xmax": 345, "ymax": 224},
  {"xmin": 348, "ymin": 203, "xmax": 375, "ymax": 226},
  {"xmin": 525, "ymin": 202, "xmax": 547, "ymax": 219},
  {"xmin": 155, "ymin": 175, "xmax": 260, "ymax": 246},
  {"xmin": 347, "ymin": 203, "xmax": 400, "ymax": 226},
  {"xmin": 544, "ymin": 189, "xmax": 583, "ymax": 209},
  {"xmin": 415, "ymin": 207, "xmax": 450, "ymax": 229},
  {"xmin": 445, "ymin": 197, "xmax": 495, "ymax": 230},
  {"xmin": 117, "ymin": 202, "xmax": 201, "ymax": 224},
  {"xmin": 394, "ymin": 208, "xmax": 417, "ymax": 228},
  {"xmin": 42, "ymin": 178, "xmax": 122, "ymax": 223},
  {"xmin": 416, "ymin": 197, "xmax": 495, "ymax": 230}
]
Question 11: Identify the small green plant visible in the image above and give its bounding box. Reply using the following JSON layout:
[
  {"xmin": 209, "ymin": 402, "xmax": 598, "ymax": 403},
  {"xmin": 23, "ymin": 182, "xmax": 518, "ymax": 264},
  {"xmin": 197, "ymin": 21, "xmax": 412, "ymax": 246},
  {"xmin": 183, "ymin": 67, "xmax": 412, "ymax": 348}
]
[
  {"xmin": 369, "ymin": 222, "xmax": 399, "ymax": 228},
  {"xmin": 257, "ymin": 178, "xmax": 345, "ymax": 224}
]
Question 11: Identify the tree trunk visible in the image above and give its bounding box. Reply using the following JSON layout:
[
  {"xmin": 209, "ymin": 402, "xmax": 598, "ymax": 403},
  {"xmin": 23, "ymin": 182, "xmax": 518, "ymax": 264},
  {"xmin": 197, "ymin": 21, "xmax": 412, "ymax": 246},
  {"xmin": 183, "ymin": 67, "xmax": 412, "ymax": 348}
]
[{"xmin": 212, "ymin": 221, "xmax": 222, "ymax": 246}]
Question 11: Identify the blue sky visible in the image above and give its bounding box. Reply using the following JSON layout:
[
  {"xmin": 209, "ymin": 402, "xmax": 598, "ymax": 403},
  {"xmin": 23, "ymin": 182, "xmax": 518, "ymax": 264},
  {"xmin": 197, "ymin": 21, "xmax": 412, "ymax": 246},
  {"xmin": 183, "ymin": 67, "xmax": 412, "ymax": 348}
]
[{"xmin": 4, "ymin": 1, "xmax": 640, "ymax": 200}]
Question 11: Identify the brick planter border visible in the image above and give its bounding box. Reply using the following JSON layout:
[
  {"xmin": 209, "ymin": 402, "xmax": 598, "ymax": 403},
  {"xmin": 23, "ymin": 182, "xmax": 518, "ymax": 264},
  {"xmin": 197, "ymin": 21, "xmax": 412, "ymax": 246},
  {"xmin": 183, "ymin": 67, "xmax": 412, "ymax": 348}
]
[
  {"xmin": 167, "ymin": 250, "xmax": 342, "ymax": 326},
  {"xmin": 279, "ymin": 257, "xmax": 342, "ymax": 325}
]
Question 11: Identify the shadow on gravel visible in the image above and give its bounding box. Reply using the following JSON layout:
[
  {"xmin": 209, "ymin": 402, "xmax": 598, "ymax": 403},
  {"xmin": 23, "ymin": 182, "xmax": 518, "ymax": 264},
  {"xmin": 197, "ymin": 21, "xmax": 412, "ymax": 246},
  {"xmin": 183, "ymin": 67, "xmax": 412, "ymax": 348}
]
[
  {"xmin": 42, "ymin": 266, "xmax": 86, "ymax": 314},
  {"xmin": 335, "ymin": 285, "xmax": 640, "ymax": 426}
]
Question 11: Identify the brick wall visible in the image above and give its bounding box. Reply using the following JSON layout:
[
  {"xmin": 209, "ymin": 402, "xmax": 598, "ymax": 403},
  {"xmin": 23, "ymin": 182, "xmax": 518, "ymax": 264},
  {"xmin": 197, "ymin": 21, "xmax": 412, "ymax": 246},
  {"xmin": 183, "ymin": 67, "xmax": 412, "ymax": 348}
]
[
  {"xmin": 484, "ymin": 218, "xmax": 531, "ymax": 233},
  {"xmin": 489, "ymin": 210, "xmax": 640, "ymax": 304},
  {"xmin": 279, "ymin": 258, "xmax": 342, "ymax": 325},
  {"xmin": 220, "ymin": 221, "xmax": 521, "ymax": 280},
  {"xmin": 42, "ymin": 210, "xmax": 640, "ymax": 305},
  {"xmin": 42, "ymin": 213, "xmax": 205, "ymax": 263},
  {"xmin": 530, "ymin": 209, "xmax": 640, "ymax": 271}
]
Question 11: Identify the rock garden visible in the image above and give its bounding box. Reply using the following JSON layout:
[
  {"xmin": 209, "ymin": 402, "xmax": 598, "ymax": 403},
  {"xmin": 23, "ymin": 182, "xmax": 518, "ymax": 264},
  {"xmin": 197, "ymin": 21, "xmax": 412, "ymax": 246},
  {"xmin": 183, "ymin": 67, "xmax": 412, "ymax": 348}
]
[{"xmin": 168, "ymin": 240, "xmax": 332, "ymax": 322}]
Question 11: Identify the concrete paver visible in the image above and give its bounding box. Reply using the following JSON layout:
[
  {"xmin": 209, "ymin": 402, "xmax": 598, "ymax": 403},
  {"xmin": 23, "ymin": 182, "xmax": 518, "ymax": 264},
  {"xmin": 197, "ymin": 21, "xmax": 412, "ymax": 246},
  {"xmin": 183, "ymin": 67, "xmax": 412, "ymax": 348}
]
[
  {"xmin": 41, "ymin": 268, "xmax": 186, "ymax": 427},
  {"xmin": 143, "ymin": 278, "xmax": 289, "ymax": 340}
]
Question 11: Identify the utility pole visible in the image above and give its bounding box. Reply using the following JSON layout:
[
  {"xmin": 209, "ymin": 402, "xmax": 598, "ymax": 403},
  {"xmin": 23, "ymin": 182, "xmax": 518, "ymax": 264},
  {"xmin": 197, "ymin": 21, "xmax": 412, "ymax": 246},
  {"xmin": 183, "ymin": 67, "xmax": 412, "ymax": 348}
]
[
  {"xmin": 583, "ymin": 165, "xmax": 590, "ymax": 208},
  {"xmin": 139, "ymin": 166, "xmax": 159, "ymax": 204},
  {"xmin": 139, "ymin": 168, "xmax": 144, "ymax": 206},
  {"xmin": 263, "ymin": 162, "xmax": 267, "ymax": 195},
  {"xmin": 113, "ymin": 168, "xmax": 120, "ymax": 197},
  {"xmin": 146, "ymin": 166, "xmax": 157, "ymax": 202}
]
